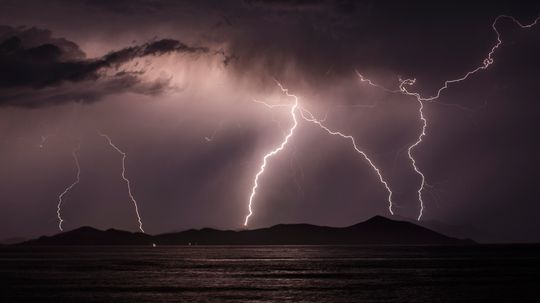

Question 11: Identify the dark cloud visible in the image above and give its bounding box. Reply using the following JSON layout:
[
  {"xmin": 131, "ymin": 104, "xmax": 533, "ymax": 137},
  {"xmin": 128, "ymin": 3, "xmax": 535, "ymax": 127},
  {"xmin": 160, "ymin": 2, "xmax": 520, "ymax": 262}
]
[
  {"xmin": 0, "ymin": 0, "xmax": 539, "ymax": 243},
  {"xmin": 0, "ymin": 25, "xmax": 208, "ymax": 107},
  {"xmin": 218, "ymin": 0, "xmax": 540, "ymax": 90}
]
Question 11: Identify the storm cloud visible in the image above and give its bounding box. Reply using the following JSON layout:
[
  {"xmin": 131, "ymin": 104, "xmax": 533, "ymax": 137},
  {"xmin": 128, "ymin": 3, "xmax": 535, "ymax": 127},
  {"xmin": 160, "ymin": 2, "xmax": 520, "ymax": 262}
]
[
  {"xmin": 0, "ymin": 0, "xmax": 539, "ymax": 243},
  {"xmin": 0, "ymin": 25, "xmax": 208, "ymax": 106}
]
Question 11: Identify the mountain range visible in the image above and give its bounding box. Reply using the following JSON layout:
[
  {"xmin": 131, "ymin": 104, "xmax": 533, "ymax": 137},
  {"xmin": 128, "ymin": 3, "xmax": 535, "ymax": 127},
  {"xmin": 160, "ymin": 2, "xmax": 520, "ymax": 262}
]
[{"xmin": 19, "ymin": 216, "xmax": 475, "ymax": 246}]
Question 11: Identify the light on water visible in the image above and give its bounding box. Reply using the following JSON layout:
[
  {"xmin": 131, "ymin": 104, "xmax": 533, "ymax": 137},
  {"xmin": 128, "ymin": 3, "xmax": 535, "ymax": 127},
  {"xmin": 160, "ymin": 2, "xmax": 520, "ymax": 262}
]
[{"xmin": 1, "ymin": 245, "xmax": 540, "ymax": 302}]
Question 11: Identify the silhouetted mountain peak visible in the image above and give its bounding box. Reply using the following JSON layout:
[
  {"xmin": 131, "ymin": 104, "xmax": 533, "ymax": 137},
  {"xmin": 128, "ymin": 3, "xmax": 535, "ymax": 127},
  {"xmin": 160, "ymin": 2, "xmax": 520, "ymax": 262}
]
[
  {"xmin": 21, "ymin": 226, "xmax": 152, "ymax": 245},
  {"xmin": 363, "ymin": 215, "xmax": 395, "ymax": 224},
  {"xmin": 266, "ymin": 223, "xmax": 324, "ymax": 231},
  {"xmin": 20, "ymin": 217, "xmax": 475, "ymax": 246},
  {"xmin": 347, "ymin": 215, "xmax": 401, "ymax": 229},
  {"xmin": 72, "ymin": 226, "xmax": 101, "ymax": 233}
]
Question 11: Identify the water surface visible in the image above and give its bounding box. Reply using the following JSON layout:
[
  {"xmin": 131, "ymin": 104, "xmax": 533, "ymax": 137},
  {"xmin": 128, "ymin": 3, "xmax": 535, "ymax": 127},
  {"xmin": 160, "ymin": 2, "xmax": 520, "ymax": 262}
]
[{"xmin": 1, "ymin": 245, "xmax": 539, "ymax": 302}]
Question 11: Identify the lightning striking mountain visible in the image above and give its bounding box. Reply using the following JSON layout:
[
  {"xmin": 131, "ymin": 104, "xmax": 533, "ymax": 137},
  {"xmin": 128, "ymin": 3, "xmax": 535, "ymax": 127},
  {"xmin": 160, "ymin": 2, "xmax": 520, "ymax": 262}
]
[
  {"xmin": 244, "ymin": 82, "xmax": 299, "ymax": 226},
  {"xmin": 46, "ymin": 14, "xmax": 540, "ymax": 231},
  {"xmin": 298, "ymin": 108, "xmax": 395, "ymax": 215},
  {"xmin": 244, "ymin": 82, "xmax": 395, "ymax": 226},
  {"xmin": 355, "ymin": 14, "xmax": 539, "ymax": 220},
  {"xmin": 99, "ymin": 132, "xmax": 145, "ymax": 233},
  {"xmin": 56, "ymin": 141, "xmax": 81, "ymax": 231},
  {"xmin": 401, "ymin": 15, "xmax": 540, "ymax": 103}
]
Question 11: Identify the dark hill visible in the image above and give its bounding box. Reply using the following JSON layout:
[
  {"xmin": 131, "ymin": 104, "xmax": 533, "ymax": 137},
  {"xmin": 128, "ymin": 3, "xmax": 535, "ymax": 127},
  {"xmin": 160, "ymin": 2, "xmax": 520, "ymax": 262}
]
[
  {"xmin": 22, "ymin": 226, "xmax": 152, "ymax": 245},
  {"xmin": 20, "ymin": 216, "xmax": 475, "ymax": 246}
]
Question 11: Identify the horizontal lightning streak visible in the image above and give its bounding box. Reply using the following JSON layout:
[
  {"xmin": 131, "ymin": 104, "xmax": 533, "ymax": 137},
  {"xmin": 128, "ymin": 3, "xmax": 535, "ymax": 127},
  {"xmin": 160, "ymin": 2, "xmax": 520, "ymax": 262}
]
[
  {"xmin": 401, "ymin": 15, "xmax": 540, "ymax": 103},
  {"xmin": 355, "ymin": 70, "xmax": 401, "ymax": 94}
]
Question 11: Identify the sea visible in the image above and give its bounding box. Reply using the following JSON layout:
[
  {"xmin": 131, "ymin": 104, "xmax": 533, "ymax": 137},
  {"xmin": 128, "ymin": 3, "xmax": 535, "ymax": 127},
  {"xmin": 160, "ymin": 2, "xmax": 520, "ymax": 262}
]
[{"xmin": 1, "ymin": 245, "xmax": 539, "ymax": 302}]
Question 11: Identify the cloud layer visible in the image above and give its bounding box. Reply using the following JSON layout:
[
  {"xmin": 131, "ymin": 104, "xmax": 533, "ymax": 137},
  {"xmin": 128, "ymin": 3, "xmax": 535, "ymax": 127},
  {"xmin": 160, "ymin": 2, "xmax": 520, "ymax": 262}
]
[
  {"xmin": 0, "ymin": 1, "xmax": 539, "ymax": 242},
  {"xmin": 0, "ymin": 25, "xmax": 208, "ymax": 106}
]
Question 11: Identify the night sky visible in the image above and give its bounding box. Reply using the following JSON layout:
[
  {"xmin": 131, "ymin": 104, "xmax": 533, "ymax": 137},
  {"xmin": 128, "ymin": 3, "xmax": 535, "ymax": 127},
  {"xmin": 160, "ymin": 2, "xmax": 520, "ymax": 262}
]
[{"xmin": 1, "ymin": 0, "xmax": 539, "ymax": 243}]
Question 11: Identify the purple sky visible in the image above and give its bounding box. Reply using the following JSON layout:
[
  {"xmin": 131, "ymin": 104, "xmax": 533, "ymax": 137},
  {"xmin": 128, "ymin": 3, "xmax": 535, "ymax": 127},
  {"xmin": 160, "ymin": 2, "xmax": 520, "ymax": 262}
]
[{"xmin": 1, "ymin": 0, "xmax": 539, "ymax": 242}]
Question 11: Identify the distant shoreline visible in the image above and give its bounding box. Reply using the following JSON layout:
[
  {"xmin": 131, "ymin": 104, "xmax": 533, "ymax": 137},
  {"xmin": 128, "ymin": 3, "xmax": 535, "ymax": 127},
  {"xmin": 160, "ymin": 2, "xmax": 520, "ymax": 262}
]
[{"xmin": 18, "ymin": 216, "xmax": 475, "ymax": 246}]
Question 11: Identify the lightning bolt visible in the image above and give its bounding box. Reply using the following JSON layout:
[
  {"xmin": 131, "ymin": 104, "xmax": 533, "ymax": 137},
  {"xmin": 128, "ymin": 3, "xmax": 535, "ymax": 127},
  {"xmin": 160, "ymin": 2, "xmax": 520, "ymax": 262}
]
[
  {"xmin": 355, "ymin": 70, "xmax": 401, "ymax": 94},
  {"xmin": 244, "ymin": 82, "xmax": 395, "ymax": 226},
  {"xmin": 400, "ymin": 15, "xmax": 539, "ymax": 220},
  {"xmin": 56, "ymin": 140, "xmax": 81, "ymax": 231},
  {"xmin": 99, "ymin": 132, "xmax": 145, "ymax": 233},
  {"xmin": 298, "ymin": 108, "xmax": 395, "ymax": 215},
  {"xmin": 400, "ymin": 79, "xmax": 427, "ymax": 221},
  {"xmin": 401, "ymin": 15, "xmax": 540, "ymax": 103},
  {"xmin": 244, "ymin": 82, "xmax": 299, "ymax": 226},
  {"xmin": 355, "ymin": 14, "xmax": 539, "ymax": 220}
]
